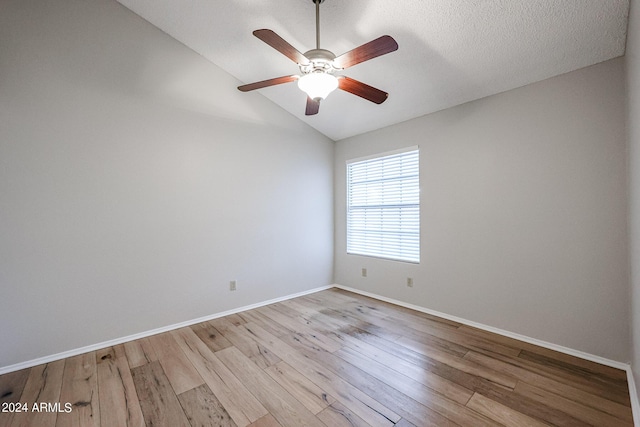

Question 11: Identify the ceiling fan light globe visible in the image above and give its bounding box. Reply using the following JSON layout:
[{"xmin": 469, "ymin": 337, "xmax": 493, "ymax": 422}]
[{"xmin": 298, "ymin": 72, "xmax": 338, "ymax": 101}]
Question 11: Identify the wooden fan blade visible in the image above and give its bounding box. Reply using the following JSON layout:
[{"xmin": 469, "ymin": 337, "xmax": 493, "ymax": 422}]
[
  {"xmin": 333, "ymin": 35, "xmax": 398, "ymax": 69},
  {"xmin": 238, "ymin": 75, "xmax": 298, "ymax": 92},
  {"xmin": 253, "ymin": 29, "xmax": 310, "ymax": 66},
  {"xmin": 306, "ymin": 97, "xmax": 320, "ymax": 115},
  {"xmin": 338, "ymin": 76, "xmax": 388, "ymax": 104}
]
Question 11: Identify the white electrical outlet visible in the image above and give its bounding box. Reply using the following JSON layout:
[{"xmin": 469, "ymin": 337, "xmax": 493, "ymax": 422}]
[
  {"xmin": 361, "ymin": 268, "xmax": 367, "ymax": 277},
  {"xmin": 407, "ymin": 277, "xmax": 413, "ymax": 287},
  {"xmin": 230, "ymin": 280, "xmax": 237, "ymax": 291}
]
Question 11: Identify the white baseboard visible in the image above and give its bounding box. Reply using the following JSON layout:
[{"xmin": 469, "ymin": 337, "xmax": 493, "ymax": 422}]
[
  {"xmin": 332, "ymin": 284, "xmax": 629, "ymax": 370},
  {"xmin": 0, "ymin": 285, "xmax": 333, "ymax": 375},
  {"xmin": 627, "ymin": 367, "xmax": 640, "ymax": 427}
]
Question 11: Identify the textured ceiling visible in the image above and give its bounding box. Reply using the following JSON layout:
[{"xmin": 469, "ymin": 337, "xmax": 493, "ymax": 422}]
[{"xmin": 117, "ymin": 0, "xmax": 629, "ymax": 141}]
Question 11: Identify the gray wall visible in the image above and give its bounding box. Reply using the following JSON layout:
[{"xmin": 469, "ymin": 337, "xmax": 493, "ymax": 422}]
[
  {"xmin": 627, "ymin": 0, "xmax": 640, "ymax": 405},
  {"xmin": 334, "ymin": 58, "xmax": 629, "ymax": 362},
  {"xmin": 0, "ymin": 0, "xmax": 334, "ymax": 369}
]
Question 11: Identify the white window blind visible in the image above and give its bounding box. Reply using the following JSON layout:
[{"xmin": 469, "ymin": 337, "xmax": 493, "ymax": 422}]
[{"xmin": 347, "ymin": 148, "xmax": 420, "ymax": 263}]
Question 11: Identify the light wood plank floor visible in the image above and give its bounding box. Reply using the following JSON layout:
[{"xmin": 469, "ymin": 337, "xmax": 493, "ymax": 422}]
[{"xmin": 0, "ymin": 289, "xmax": 634, "ymax": 426}]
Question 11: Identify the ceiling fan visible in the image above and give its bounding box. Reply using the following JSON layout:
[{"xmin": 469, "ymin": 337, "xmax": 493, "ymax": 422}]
[{"xmin": 238, "ymin": 0, "xmax": 398, "ymax": 116}]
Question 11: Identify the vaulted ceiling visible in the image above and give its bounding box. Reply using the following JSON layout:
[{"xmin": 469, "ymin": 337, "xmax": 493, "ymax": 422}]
[{"xmin": 117, "ymin": 0, "xmax": 629, "ymax": 141}]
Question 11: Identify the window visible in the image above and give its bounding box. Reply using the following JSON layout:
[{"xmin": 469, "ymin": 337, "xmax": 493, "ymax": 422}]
[{"xmin": 347, "ymin": 147, "xmax": 420, "ymax": 263}]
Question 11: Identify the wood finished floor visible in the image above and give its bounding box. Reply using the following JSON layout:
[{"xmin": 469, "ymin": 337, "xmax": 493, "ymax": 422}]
[{"xmin": 0, "ymin": 288, "xmax": 634, "ymax": 427}]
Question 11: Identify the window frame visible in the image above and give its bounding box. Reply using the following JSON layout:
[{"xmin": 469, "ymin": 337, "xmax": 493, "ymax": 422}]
[{"xmin": 346, "ymin": 146, "xmax": 420, "ymax": 264}]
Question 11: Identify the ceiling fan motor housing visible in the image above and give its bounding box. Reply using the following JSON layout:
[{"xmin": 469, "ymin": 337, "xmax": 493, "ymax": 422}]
[{"xmin": 300, "ymin": 49, "xmax": 337, "ymax": 75}]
